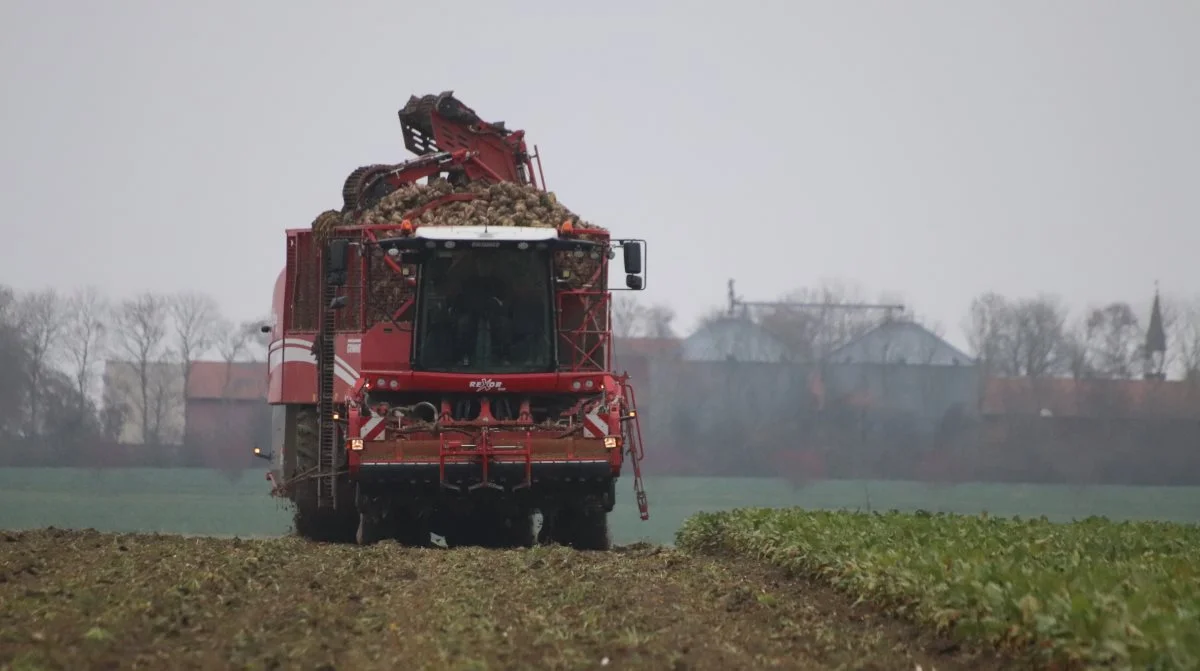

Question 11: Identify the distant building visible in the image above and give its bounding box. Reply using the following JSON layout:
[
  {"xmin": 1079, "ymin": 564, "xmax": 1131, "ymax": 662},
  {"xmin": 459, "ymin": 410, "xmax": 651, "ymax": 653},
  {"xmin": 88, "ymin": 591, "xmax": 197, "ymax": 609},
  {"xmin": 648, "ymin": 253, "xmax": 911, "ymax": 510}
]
[
  {"xmin": 184, "ymin": 362, "xmax": 270, "ymax": 464},
  {"xmin": 982, "ymin": 376, "xmax": 1200, "ymax": 421},
  {"xmin": 825, "ymin": 319, "xmax": 973, "ymax": 366},
  {"xmin": 679, "ymin": 316, "xmax": 790, "ymax": 363},
  {"xmin": 818, "ymin": 320, "xmax": 981, "ymax": 419},
  {"xmin": 980, "ymin": 376, "xmax": 1200, "ymax": 485}
]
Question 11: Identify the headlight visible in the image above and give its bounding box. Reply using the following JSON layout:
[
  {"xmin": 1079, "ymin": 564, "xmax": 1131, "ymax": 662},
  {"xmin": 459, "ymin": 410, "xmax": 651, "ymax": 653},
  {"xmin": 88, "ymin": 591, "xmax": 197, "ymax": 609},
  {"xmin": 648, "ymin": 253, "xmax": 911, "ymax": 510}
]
[{"xmin": 349, "ymin": 438, "xmax": 364, "ymax": 451}]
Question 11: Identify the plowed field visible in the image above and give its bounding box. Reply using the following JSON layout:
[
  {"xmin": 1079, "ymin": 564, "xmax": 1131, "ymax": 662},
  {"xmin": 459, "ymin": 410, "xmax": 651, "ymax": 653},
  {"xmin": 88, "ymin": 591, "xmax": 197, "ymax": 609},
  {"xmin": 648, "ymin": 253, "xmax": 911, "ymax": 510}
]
[{"xmin": 0, "ymin": 528, "xmax": 1009, "ymax": 671}]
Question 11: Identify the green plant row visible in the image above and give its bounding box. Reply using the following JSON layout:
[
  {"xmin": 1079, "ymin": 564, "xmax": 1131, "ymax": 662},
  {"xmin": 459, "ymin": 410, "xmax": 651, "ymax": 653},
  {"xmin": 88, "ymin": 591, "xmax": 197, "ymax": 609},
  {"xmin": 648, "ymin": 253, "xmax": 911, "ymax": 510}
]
[{"xmin": 675, "ymin": 508, "xmax": 1200, "ymax": 670}]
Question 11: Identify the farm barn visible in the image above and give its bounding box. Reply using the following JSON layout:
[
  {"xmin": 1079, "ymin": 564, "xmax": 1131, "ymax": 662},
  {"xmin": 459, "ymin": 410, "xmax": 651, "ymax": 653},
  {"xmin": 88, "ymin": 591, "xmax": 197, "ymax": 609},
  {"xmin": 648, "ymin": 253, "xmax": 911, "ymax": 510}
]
[
  {"xmin": 183, "ymin": 362, "xmax": 269, "ymax": 469},
  {"xmin": 100, "ymin": 360, "xmax": 268, "ymax": 469},
  {"xmin": 979, "ymin": 376, "xmax": 1200, "ymax": 486}
]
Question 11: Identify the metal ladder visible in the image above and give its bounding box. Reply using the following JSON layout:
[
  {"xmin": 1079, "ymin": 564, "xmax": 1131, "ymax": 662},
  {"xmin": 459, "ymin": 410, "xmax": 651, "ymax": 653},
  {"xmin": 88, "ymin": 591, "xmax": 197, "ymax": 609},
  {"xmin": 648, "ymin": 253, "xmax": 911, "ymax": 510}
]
[{"xmin": 316, "ymin": 281, "xmax": 339, "ymax": 509}]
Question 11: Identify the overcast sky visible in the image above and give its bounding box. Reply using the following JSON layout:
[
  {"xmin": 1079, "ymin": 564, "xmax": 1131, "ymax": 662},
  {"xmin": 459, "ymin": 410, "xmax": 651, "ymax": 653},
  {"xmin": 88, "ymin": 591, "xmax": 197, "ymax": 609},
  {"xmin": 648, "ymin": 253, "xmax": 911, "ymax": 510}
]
[{"xmin": 1, "ymin": 1, "xmax": 1196, "ymax": 350}]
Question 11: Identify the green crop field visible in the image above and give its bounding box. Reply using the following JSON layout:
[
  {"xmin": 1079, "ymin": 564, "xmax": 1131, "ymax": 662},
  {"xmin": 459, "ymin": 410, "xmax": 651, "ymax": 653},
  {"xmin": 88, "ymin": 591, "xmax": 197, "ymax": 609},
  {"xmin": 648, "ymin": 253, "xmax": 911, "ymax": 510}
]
[
  {"xmin": 677, "ymin": 508, "xmax": 1200, "ymax": 669},
  {"xmin": 5, "ymin": 468, "xmax": 1200, "ymax": 668},
  {"xmin": 2, "ymin": 468, "xmax": 1198, "ymax": 545}
]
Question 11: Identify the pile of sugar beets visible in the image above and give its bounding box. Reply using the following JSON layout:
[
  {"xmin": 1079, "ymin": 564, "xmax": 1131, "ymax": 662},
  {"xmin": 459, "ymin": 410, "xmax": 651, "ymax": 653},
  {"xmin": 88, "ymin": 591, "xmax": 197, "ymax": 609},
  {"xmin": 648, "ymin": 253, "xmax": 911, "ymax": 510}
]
[
  {"xmin": 310, "ymin": 177, "xmax": 603, "ymax": 237},
  {"xmin": 308, "ymin": 177, "xmax": 606, "ymax": 296}
]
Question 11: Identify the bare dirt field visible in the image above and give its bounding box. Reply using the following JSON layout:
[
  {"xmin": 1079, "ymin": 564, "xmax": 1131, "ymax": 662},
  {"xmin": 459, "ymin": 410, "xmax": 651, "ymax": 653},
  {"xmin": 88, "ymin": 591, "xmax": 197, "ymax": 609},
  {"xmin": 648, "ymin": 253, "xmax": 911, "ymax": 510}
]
[{"xmin": 0, "ymin": 528, "xmax": 1014, "ymax": 671}]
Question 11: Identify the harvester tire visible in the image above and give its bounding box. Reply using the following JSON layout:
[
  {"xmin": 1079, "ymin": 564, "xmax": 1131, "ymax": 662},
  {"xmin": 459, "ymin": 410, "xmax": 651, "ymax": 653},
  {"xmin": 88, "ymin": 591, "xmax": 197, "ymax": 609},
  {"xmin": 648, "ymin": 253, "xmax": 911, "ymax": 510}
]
[
  {"xmin": 291, "ymin": 406, "xmax": 356, "ymax": 543},
  {"xmin": 544, "ymin": 506, "xmax": 611, "ymax": 552},
  {"xmin": 572, "ymin": 512, "xmax": 612, "ymax": 552},
  {"xmin": 355, "ymin": 512, "xmax": 380, "ymax": 546}
]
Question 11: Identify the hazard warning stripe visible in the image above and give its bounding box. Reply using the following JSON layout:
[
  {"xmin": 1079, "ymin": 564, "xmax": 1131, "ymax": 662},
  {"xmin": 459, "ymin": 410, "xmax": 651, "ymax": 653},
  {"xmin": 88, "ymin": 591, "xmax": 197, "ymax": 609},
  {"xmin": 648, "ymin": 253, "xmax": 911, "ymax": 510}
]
[
  {"xmin": 582, "ymin": 410, "xmax": 607, "ymax": 438},
  {"xmin": 362, "ymin": 416, "xmax": 386, "ymax": 441}
]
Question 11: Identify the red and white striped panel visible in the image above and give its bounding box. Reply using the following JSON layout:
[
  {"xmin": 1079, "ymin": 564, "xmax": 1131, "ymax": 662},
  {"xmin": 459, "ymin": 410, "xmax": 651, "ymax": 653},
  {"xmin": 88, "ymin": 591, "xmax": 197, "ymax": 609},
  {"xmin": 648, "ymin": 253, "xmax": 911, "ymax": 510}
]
[
  {"xmin": 362, "ymin": 416, "xmax": 386, "ymax": 441},
  {"xmin": 267, "ymin": 337, "xmax": 359, "ymax": 386},
  {"xmin": 582, "ymin": 408, "xmax": 608, "ymax": 438}
]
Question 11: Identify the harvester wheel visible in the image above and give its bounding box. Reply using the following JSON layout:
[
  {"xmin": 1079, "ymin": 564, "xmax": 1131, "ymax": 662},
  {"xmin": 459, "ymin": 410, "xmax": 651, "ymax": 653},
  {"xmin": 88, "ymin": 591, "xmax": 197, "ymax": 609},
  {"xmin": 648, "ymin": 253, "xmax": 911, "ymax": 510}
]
[
  {"xmin": 543, "ymin": 506, "xmax": 611, "ymax": 551},
  {"xmin": 572, "ymin": 511, "xmax": 612, "ymax": 552},
  {"xmin": 392, "ymin": 509, "xmax": 430, "ymax": 547},
  {"xmin": 291, "ymin": 406, "xmax": 356, "ymax": 543},
  {"xmin": 355, "ymin": 512, "xmax": 382, "ymax": 546}
]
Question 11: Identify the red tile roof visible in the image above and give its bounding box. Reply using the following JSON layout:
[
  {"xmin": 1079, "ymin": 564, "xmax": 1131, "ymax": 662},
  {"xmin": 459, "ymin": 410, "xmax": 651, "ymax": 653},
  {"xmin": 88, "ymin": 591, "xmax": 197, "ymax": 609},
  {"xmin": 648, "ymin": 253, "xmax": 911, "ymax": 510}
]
[
  {"xmin": 983, "ymin": 376, "xmax": 1200, "ymax": 420},
  {"xmin": 187, "ymin": 361, "xmax": 268, "ymax": 401}
]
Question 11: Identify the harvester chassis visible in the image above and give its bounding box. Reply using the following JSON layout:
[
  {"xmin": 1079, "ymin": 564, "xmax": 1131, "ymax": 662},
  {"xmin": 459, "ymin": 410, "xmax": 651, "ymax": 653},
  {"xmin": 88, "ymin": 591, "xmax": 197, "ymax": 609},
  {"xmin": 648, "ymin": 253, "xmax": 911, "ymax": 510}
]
[
  {"xmin": 267, "ymin": 91, "xmax": 647, "ymax": 552},
  {"xmin": 274, "ymin": 400, "xmax": 620, "ymax": 550}
]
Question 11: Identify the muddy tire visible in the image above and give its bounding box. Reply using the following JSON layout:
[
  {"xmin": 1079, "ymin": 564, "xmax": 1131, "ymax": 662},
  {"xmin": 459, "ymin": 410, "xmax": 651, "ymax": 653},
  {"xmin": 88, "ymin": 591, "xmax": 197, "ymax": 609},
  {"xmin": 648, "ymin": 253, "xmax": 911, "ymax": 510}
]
[
  {"xmin": 544, "ymin": 506, "xmax": 611, "ymax": 551},
  {"xmin": 355, "ymin": 512, "xmax": 381, "ymax": 546},
  {"xmin": 571, "ymin": 511, "xmax": 612, "ymax": 551},
  {"xmin": 291, "ymin": 407, "xmax": 356, "ymax": 543}
]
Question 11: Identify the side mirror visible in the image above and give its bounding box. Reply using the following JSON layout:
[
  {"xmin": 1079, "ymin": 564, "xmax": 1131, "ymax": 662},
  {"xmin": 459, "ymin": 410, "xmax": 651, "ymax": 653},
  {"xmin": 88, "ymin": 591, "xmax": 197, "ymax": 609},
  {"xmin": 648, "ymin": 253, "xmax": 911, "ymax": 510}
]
[
  {"xmin": 326, "ymin": 239, "xmax": 349, "ymax": 286},
  {"xmin": 625, "ymin": 274, "xmax": 644, "ymax": 290},
  {"xmin": 623, "ymin": 241, "xmax": 643, "ymax": 274},
  {"xmin": 259, "ymin": 324, "xmax": 271, "ymax": 334}
]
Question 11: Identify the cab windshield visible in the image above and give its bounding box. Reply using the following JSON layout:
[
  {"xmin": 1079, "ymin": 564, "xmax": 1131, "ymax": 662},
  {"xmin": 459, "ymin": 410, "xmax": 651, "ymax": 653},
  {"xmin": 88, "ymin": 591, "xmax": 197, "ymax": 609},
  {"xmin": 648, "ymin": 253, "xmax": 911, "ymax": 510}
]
[{"xmin": 413, "ymin": 247, "xmax": 555, "ymax": 374}]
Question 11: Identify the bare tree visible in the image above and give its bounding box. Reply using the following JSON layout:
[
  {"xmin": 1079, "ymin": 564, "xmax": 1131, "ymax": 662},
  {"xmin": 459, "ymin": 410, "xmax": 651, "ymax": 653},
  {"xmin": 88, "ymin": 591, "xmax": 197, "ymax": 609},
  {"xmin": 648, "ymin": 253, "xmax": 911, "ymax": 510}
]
[
  {"xmin": 14, "ymin": 288, "xmax": 67, "ymax": 435},
  {"xmin": 212, "ymin": 318, "xmax": 254, "ymax": 398},
  {"xmin": 110, "ymin": 292, "xmax": 172, "ymax": 444},
  {"xmin": 962, "ymin": 292, "xmax": 1068, "ymax": 377},
  {"xmin": 1167, "ymin": 296, "xmax": 1200, "ymax": 381},
  {"xmin": 169, "ymin": 291, "xmax": 220, "ymax": 400},
  {"xmin": 1013, "ymin": 295, "xmax": 1068, "ymax": 377},
  {"xmin": 244, "ymin": 315, "xmax": 274, "ymax": 362},
  {"xmin": 611, "ymin": 295, "xmax": 647, "ymax": 338},
  {"xmin": 0, "ymin": 285, "xmax": 28, "ymax": 436},
  {"xmin": 62, "ymin": 286, "xmax": 108, "ymax": 407},
  {"xmin": 643, "ymin": 304, "xmax": 677, "ymax": 338},
  {"xmin": 963, "ymin": 292, "xmax": 1009, "ymax": 372},
  {"xmin": 1058, "ymin": 321, "xmax": 1093, "ymax": 379},
  {"xmin": 147, "ymin": 362, "xmax": 184, "ymax": 446},
  {"xmin": 758, "ymin": 280, "xmax": 887, "ymax": 361},
  {"xmin": 214, "ymin": 319, "xmax": 250, "ymax": 363},
  {"xmin": 1083, "ymin": 302, "xmax": 1142, "ymax": 379}
]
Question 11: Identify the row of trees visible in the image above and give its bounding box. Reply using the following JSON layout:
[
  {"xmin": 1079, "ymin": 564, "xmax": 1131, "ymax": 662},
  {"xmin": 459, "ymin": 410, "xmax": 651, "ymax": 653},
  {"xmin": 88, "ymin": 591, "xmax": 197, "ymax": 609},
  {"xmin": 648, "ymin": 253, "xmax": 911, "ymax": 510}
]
[
  {"xmin": 0, "ymin": 283, "xmax": 268, "ymax": 445},
  {"xmin": 616, "ymin": 279, "xmax": 1200, "ymax": 381},
  {"xmin": 4, "ymin": 277, "xmax": 1194, "ymax": 446},
  {"xmin": 963, "ymin": 292, "xmax": 1199, "ymax": 380}
]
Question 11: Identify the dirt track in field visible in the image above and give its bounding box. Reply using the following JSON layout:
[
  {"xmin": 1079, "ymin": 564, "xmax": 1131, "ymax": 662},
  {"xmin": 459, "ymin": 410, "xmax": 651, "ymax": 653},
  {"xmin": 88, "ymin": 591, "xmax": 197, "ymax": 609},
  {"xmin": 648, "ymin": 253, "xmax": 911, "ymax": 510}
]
[{"xmin": 0, "ymin": 529, "xmax": 1012, "ymax": 670}]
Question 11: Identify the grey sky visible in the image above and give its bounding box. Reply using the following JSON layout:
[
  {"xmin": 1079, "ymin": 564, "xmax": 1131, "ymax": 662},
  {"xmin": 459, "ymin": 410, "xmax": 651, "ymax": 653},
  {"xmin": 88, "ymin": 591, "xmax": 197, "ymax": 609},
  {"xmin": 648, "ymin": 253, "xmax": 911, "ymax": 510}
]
[{"xmin": 1, "ymin": 1, "xmax": 1196, "ymax": 351}]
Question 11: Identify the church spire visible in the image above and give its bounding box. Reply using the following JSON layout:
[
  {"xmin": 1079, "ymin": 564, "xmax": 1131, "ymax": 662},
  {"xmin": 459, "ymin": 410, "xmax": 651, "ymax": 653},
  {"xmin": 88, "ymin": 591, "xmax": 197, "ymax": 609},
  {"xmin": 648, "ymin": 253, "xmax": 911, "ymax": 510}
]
[{"xmin": 1144, "ymin": 282, "xmax": 1167, "ymax": 380}]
